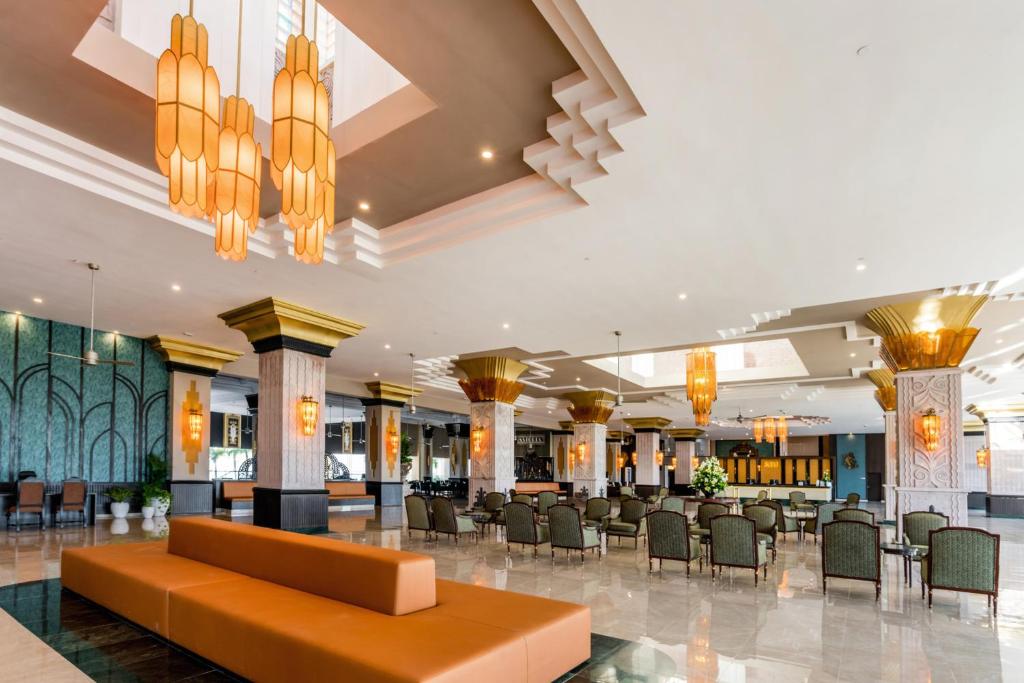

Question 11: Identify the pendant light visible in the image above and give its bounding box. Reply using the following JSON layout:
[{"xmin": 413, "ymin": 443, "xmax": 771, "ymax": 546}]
[
  {"xmin": 156, "ymin": 0, "xmax": 220, "ymax": 218},
  {"xmin": 752, "ymin": 418, "xmax": 764, "ymax": 443},
  {"xmin": 271, "ymin": 0, "xmax": 336, "ymax": 263},
  {"xmin": 685, "ymin": 347, "xmax": 717, "ymax": 426},
  {"xmin": 214, "ymin": 0, "xmax": 262, "ymax": 261}
]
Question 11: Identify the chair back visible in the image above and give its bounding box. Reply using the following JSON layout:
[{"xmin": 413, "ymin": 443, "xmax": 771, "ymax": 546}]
[
  {"xmin": 903, "ymin": 510, "xmax": 948, "ymax": 547},
  {"xmin": 548, "ymin": 504, "xmax": 585, "ymax": 550},
  {"xmin": 845, "ymin": 492, "xmax": 861, "ymax": 507},
  {"xmin": 697, "ymin": 501, "xmax": 729, "ymax": 529},
  {"xmin": 760, "ymin": 499, "xmax": 785, "ymax": 526},
  {"xmin": 743, "ymin": 504, "xmax": 776, "ymax": 535},
  {"xmin": 17, "ymin": 479, "xmax": 45, "ymax": 508},
  {"xmin": 661, "ymin": 497, "xmax": 685, "ymax": 514},
  {"xmin": 710, "ymin": 514, "xmax": 758, "ymax": 568},
  {"xmin": 928, "ymin": 527, "xmax": 999, "ymax": 593},
  {"xmin": 834, "ymin": 508, "xmax": 875, "ymax": 525},
  {"xmin": 511, "ymin": 494, "xmax": 533, "ymax": 505},
  {"xmin": 504, "ymin": 502, "xmax": 539, "ymax": 545},
  {"xmin": 813, "ymin": 502, "xmax": 844, "ymax": 534},
  {"xmin": 755, "ymin": 489, "xmax": 768, "ymax": 502},
  {"xmin": 584, "ymin": 497, "xmax": 611, "ymax": 522},
  {"xmin": 430, "ymin": 497, "xmax": 459, "ymax": 534},
  {"xmin": 537, "ymin": 491, "xmax": 558, "ymax": 516},
  {"xmin": 405, "ymin": 495, "xmax": 431, "ymax": 532},
  {"xmin": 822, "ymin": 520, "xmax": 880, "ymax": 581},
  {"xmin": 619, "ymin": 498, "xmax": 648, "ymax": 525},
  {"xmin": 62, "ymin": 479, "xmax": 88, "ymax": 507},
  {"xmin": 483, "ymin": 491, "xmax": 506, "ymax": 512},
  {"xmin": 647, "ymin": 510, "xmax": 694, "ymax": 562},
  {"xmin": 788, "ymin": 491, "xmax": 807, "ymax": 506},
  {"xmin": 619, "ymin": 486, "xmax": 634, "ymax": 499}
]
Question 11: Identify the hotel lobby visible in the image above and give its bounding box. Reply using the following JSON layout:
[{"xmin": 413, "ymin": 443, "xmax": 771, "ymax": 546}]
[{"xmin": 2, "ymin": 1, "xmax": 1024, "ymax": 681}]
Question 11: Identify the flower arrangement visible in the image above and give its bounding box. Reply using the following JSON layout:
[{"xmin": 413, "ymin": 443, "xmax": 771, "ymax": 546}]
[{"xmin": 692, "ymin": 456, "xmax": 728, "ymax": 497}]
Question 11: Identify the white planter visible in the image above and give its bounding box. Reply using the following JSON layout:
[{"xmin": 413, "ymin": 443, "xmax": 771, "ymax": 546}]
[
  {"xmin": 110, "ymin": 501, "xmax": 130, "ymax": 519},
  {"xmin": 141, "ymin": 505, "xmax": 155, "ymax": 520},
  {"xmin": 150, "ymin": 497, "xmax": 171, "ymax": 517}
]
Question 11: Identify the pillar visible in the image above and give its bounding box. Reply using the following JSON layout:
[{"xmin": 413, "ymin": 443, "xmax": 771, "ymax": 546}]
[
  {"xmin": 148, "ymin": 336, "xmax": 241, "ymax": 515},
  {"xmin": 565, "ymin": 390, "xmax": 615, "ymax": 498},
  {"xmin": 625, "ymin": 418, "xmax": 671, "ymax": 486},
  {"xmin": 446, "ymin": 423, "xmax": 470, "ymax": 480},
  {"xmin": 606, "ymin": 431, "xmax": 627, "ymax": 484},
  {"xmin": 866, "ymin": 295, "xmax": 986, "ymax": 534},
  {"xmin": 867, "ymin": 368, "xmax": 898, "ymax": 519},
  {"xmin": 967, "ymin": 405, "xmax": 1024, "ymax": 517},
  {"xmin": 552, "ymin": 421, "xmax": 574, "ymax": 492},
  {"xmin": 668, "ymin": 429, "xmax": 704, "ymax": 486},
  {"xmin": 220, "ymin": 298, "xmax": 363, "ymax": 531},
  {"xmin": 362, "ymin": 382, "xmax": 420, "ymax": 506},
  {"xmin": 454, "ymin": 357, "xmax": 528, "ymax": 502}
]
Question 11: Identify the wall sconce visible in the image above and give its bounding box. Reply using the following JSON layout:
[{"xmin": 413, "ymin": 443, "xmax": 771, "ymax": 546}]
[
  {"xmin": 188, "ymin": 408, "xmax": 203, "ymax": 442},
  {"xmin": 921, "ymin": 409, "xmax": 940, "ymax": 453},
  {"xmin": 617, "ymin": 455, "xmax": 625, "ymax": 469},
  {"xmin": 656, "ymin": 451, "xmax": 664, "ymax": 467},
  {"xmin": 976, "ymin": 447, "xmax": 990, "ymax": 468},
  {"xmin": 387, "ymin": 423, "xmax": 400, "ymax": 460},
  {"xmin": 471, "ymin": 425, "xmax": 485, "ymax": 455},
  {"xmin": 300, "ymin": 396, "xmax": 319, "ymax": 437},
  {"xmin": 691, "ymin": 456, "xmax": 700, "ymax": 470},
  {"xmin": 576, "ymin": 442, "xmax": 587, "ymax": 463}
]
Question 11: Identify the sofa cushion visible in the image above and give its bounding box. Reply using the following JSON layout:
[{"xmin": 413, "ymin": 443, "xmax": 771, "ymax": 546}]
[
  {"xmin": 325, "ymin": 481, "xmax": 367, "ymax": 497},
  {"xmin": 221, "ymin": 481, "xmax": 256, "ymax": 501},
  {"xmin": 169, "ymin": 577, "xmax": 528, "ymax": 683},
  {"xmin": 167, "ymin": 518, "xmax": 436, "ymax": 615},
  {"xmin": 61, "ymin": 541, "xmax": 246, "ymax": 637}
]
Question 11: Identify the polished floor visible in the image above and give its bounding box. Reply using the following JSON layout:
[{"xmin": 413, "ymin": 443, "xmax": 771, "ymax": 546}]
[{"xmin": 0, "ymin": 506, "xmax": 1020, "ymax": 682}]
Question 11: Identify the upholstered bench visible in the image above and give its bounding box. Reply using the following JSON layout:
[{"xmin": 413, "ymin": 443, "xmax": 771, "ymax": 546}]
[
  {"xmin": 512, "ymin": 482, "xmax": 566, "ymax": 495},
  {"xmin": 326, "ymin": 481, "xmax": 375, "ymax": 509},
  {"xmin": 61, "ymin": 517, "xmax": 589, "ymax": 682}
]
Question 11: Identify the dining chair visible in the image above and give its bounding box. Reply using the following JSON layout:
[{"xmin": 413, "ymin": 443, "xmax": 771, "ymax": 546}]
[
  {"xmin": 647, "ymin": 509, "xmax": 703, "ymax": 576},
  {"xmin": 405, "ymin": 494, "xmax": 433, "ymax": 539},
  {"xmin": 548, "ymin": 504, "xmax": 601, "ymax": 563},
  {"xmin": 504, "ymin": 501, "xmax": 550, "ymax": 557},
  {"xmin": 58, "ymin": 478, "xmax": 88, "ymax": 528},
  {"xmin": 822, "ymin": 520, "xmax": 880, "ymax": 600},
  {"xmin": 6, "ymin": 478, "xmax": 46, "ymax": 532}
]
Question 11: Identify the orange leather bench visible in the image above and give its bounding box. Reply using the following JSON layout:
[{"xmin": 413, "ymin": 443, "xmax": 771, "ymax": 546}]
[
  {"xmin": 325, "ymin": 481, "xmax": 373, "ymax": 503},
  {"xmin": 220, "ymin": 481, "xmax": 256, "ymax": 502},
  {"xmin": 61, "ymin": 517, "xmax": 589, "ymax": 682},
  {"xmin": 513, "ymin": 482, "xmax": 565, "ymax": 495}
]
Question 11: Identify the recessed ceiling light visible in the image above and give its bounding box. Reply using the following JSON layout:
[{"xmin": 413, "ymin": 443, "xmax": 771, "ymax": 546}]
[
  {"xmin": 384, "ymin": 343, "xmax": 391, "ymax": 349},
  {"xmin": 502, "ymin": 322, "xmax": 510, "ymax": 329},
  {"xmin": 112, "ymin": 330, "xmax": 119, "ymax": 335},
  {"xmin": 480, "ymin": 149, "xmax": 494, "ymax": 160},
  {"xmin": 358, "ymin": 201, "xmax": 370, "ymax": 211},
  {"xmin": 849, "ymin": 352, "xmax": 856, "ymax": 358},
  {"xmin": 996, "ymin": 339, "xmax": 1004, "ymax": 344},
  {"xmin": 14, "ymin": 311, "xmax": 22, "ymax": 316},
  {"xmin": 855, "ymin": 259, "xmax": 867, "ymax": 272},
  {"xmin": 373, "ymin": 372, "xmax": 379, "ymax": 377},
  {"xmin": 183, "ymin": 331, "xmax": 194, "ymax": 337},
  {"xmin": 626, "ymin": 412, "xmax": 631, "ymax": 416},
  {"xmin": 547, "ymin": 410, "xmax": 552, "ymax": 414},
  {"xmin": 677, "ymin": 293, "xmax": 687, "ymax": 300},
  {"xmin": 171, "ymin": 284, "xmax": 181, "ymax": 292},
  {"xmin": 32, "ymin": 297, "xmax": 43, "ymax": 304},
  {"xmin": 575, "ymin": 377, "xmax": 581, "ymax": 382}
]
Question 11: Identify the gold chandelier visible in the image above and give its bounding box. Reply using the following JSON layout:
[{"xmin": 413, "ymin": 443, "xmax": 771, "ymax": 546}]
[
  {"xmin": 155, "ymin": 2, "xmax": 220, "ymax": 218},
  {"xmin": 753, "ymin": 418, "xmax": 764, "ymax": 443},
  {"xmin": 214, "ymin": 0, "xmax": 262, "ymax": 261},
  {"xmin": 752, "ymin": 416, "xmax": 788, "ymax": 443},
  {"xmin": 686, "ymin": 347, "xmax": 717, "ymax": 426}
]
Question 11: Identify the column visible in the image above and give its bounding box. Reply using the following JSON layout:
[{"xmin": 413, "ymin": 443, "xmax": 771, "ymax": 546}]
[
  {"xmin": 552, "ymin": 421, "xmax": 574, "ymax": 494},
  {"xmin": 867, "ymin": 368, "xmax": 898, "ymax": 519},
  {"xmin": 625, "ymin": 417, "xmax": 671, "ymax": 486},
  {"xmin": 967, "ymin": 406, "xmax": 1024, "ymax": 517},
  {"xmin": 362, "ymin": 382, "xmax": 420, "ymax": 506},
  {"xmin": 220, "ymin": 298, "xmax": 363, "ymax": 531},
  {"xmin": 606, "ymin": 431, "xmax": 626, "ymax": 484},
  {"xmin": 866, "ymin": 295, "xmax": 986, "ymax": 533},
  {"xmin": 454, "ymin": 357, "xmax": 528, "ymax": 502},
  {"xmin": 668, "ymin": 429, "xmax": 704, "ymax": 486},
  {"xmin": 446, "ymin": 423, "xmax": 469, "ymax": 480},
  {"xmin": 148, "ymin": 336, "xmax": 241, "ymax": 515},
  {"xmin": 564, "ymin": 390, "xmax": 615, "ymax": 498}
]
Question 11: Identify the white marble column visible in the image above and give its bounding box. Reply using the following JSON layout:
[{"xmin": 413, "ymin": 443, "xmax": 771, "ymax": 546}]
[
  {"xmin": 674, "ymin": 440, "xmax": 696, "ymax": 485},
  {"xmin": 552, "ymin": 425, "xmax": 574, "ymax": 485},
  {"xmin": 883, "ymin": 411, "xmax": 898, "ymax": 520},
  {"xmin": 573, "ymin": 422, "xmax": 608, "ymax": 498},
  {"xmin": 606, "ymin": 440, "xmax": 622, "ymax": 484},
  {"xmin": 469, "ymin": 401, "xmax": 516, "ymax": 499},
  {"xmin": 634, "ymin": 431, "xmax": 660, "ymax": 486}
]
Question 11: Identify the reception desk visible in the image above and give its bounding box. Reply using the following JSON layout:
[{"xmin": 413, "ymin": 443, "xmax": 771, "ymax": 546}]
[{"xmin": 728, "ymin": 484, "xmax": 832, "ymax": 502}]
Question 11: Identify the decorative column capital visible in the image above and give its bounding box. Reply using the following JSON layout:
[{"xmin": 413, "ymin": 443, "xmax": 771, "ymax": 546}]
[
  {"xmin": 147, "ymin": 336, "xmax": 242, "ymax": 377},
  {"xmin": 865, "ymin": 295, "xmax": 986, "ymax": 372},
  {"xmin": 866, "ymin": 368, "xmax": 897, "ymax": 412},
  {"xmin": 624, "ymin": 416, "xmax": 672, "ymax": 433},
  {"xmin": 966, "ymin": 402, "xmax": 1024, "ymax": 423},
  {"xmin": 453, "ymin": 356, "xmax": 528, "ymax": 404},
  {"xmin": 666, "ymin": 428, "xmax": 705, "ymax": 441},
  {"xmin": 563, "ymin": 390, "xmax": 616, "ymax": 424},
  {"xmin": 363, "ymin": 381, "xmax": 421, "ymax": 406},
  {"xmin": 607, "ymin": 430, "xmax": 629, "ymax": 442},
  {"xmin": 219, "ymin": 298, "xmax": 364, "ymax": 357}
]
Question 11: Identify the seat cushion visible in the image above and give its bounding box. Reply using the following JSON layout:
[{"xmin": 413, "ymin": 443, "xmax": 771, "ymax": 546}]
[
  {"xmin": 606, "ymin": 522, "xmax": 637, "ymax": 534},
  {"xmin": 61, "ymin": 542, "xmax": 246, "ymax": 637},
  {"xmin": 757, "ymin": 532, "xmax": 774, "ymax": 548},
  {"xmin": 169, "ymin": 577, "xmax": 528, "ymax": 683},
  {"xmin": 433, "ymin": 580, "xmax": 590, "ymax": 683}
]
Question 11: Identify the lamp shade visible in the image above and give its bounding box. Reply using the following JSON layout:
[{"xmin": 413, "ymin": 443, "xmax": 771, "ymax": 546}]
[
  {"xmin": 214, "ymin": 97, "xmax": 262, "ymax": 260},
  {"xmin": 300, "ymin": 395, "xmax": 319, "ymax": 436},
  {"xmin": 188, "ymin": 409, "xmax": 203, "ymax": 442},
  {"xmin": 686, "ymin": 348, "xmax": 717, "ymax": 426},
  {"xmin": 156, "ymin": 14, "xmax": 220, "ymax": 218},
  {"xmin": 976, "ymin": 447, "xmax": 989, "ymax": 468},
  {"xmin": 921, "ymin": 409, "xmax": 940, "ymax": 453}
]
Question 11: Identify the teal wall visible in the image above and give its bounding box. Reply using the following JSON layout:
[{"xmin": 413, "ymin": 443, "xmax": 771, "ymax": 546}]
[
  {"xmin": 834, "ymin": 433, "xmax": 866, "ymax": 500},
  {"xmin": 0, "ymin": 311, "xmax": 168, "ymax": 483},
  {"xmin": 715, "ymin": 440, "xmax": 776, "ymax": 458}
]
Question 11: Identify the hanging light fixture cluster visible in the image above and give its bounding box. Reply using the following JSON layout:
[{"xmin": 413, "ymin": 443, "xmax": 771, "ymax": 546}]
[
  {"xmin": 685, "ymin": 347, "xmax": 717, "ymax": 426},
  {"xmin": 156, "ymin": 0, "xmax": 333, "ymax": 264},
  {"xmin": 752, "ymin": 416, "xmax": 790, "ymax": 444}
]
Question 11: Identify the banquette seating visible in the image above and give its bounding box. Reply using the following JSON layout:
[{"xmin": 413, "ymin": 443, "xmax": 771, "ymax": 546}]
[
  {"xmin": 511, "ymin": 482, "xmax": 565, "ymax": 496},
  {"xmin": 219, "ymin": 480, "xmax": 374, "ymax": 514},
  {"xmin": 62, "ymin": 517, "xmax": 590, "ymax": 682}
]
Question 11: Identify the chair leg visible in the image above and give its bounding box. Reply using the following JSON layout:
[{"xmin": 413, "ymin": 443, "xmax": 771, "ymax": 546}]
[
  {"xmin": 994, "ymin": 595, "xmax": 998, "ymax": 616},
  {"xmin": 822, "ymin": 577, "xmax": 827, "ymax": 594},
  {"xmin": 876, "ymin": 581, "xmax": 881, "ymax": 601},
  {"xmin": 755, "ymin": 569, "xmax": 759, "ymax": 586},
  {"xmin": 763, "ymin": 563, "xmax": 767, "ymax": 580},
  {"xmin": 928, "ymin": 588, "xmax": 933, "ymax": 608}
]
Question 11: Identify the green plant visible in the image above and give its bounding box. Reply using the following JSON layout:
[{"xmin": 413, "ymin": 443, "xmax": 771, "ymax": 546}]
[
  {"xmin": 400, "ymin": 433, "xmax": 413, "ymax": 465},
  {"xmin": 146, "ymin": 453, "xmax": 169, "ymax": 486},
  {"xmin": 692, "ymin": 457, "xmax": 728, "ymax": 496},
  {"xmin": 142, "ymin": 482, "xmax": 172, "ymax": 504},
  {"xmin": 107, "ymin": 487, "xmax": 135, "ymax": 504},
  {"xmin": 822, "ymin": 471, "xmax": 832, "ymax": 484}
]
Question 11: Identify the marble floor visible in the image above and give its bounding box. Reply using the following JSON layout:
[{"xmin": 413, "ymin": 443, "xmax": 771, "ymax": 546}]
[{"xmin": 0, "ymin": 507, "xmax": 1021, "ymax": 682}]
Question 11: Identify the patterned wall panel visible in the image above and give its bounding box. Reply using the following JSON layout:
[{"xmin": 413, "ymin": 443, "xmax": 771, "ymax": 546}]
[{"xmin": 0, "ymin": 311, "xmax": 168, "ymax": 483}]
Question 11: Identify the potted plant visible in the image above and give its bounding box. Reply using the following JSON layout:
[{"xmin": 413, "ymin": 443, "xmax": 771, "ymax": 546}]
[
  {"xmin": 145, "ymin": 453, "xmax": 172, "ymax": 517},
  {"xmin": 400, "ymin": 434, "xmax": 414, "ymax": 480},
  {"xmin": 692, "ymin": 456, "xmax": 728, "ymax": 499},
  {"xmin": 107, "ymin": 487, "xmax": 134, "ymax": 519}
]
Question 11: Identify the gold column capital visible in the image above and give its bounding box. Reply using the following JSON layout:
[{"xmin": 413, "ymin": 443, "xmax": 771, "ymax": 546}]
[
  {"xmin": 453, "ymin": 356, "xmax": 528, "ymax": 404},
  {"xmin": 865, "ymin": 368, "xmax": 897, "ymax": 412},
  {"xmin": 218, "ymin": 298, "xmax": 364, "ymax": 356},
  {"xmin": 864, "ymin": 295, "xmax": 986, "ymax": 372},
  {"xmin": 966, "ymin": 402, "xmax": 1024, "ymax": 421},
  {"xmin": 624, "ymin": 417, "xmax": 672, "ymax": 432},
  {"xmin": 364, "ymin": 381, "xmax": 421, "ymax": 404},
  {"xmin": 666, "ymin": 428, "xmax": 705, "ymax": 440},
  {"xmin": 563, "ymin": 390, "xmax": 617, "ymax": 424},
  {"xmin": 147, "ymin": 336, "xmax": 242, "ymax": 375},
  {"xmin": 607, "ymin": 430, "xmax": 629, "ymax": 441},
  {"xmin": 557, "ymin": 420, "xmax": 575, "ymax": 432}
]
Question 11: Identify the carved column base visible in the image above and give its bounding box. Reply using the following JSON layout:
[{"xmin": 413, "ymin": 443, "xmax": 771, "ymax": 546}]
[{"xmin": 894, "ymin": 487, "xmax": 967, "ymax": 537}]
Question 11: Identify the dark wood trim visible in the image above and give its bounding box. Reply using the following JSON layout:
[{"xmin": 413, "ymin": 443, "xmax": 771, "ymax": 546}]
[
  {"xmin": 709, "ymin": 514, "xmax": 767, "ymax": 584},
  {"xmin": 924, "ymin": 526, "xmax": 1000, "ymax": 613},
  {"xmin": 821, "ymin": 519, "xmax": 881, "ymax": 599},
  {"xmin": 251, "ymin": 336, "xmax": 334, "ymax": 358}
]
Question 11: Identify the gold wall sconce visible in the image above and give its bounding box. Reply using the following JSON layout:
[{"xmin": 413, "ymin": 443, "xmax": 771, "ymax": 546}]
[
  {"xmin": 921, "ymin": 409, "xmax": 941, "ymax": 453},
  {"xmin": 188, "ymin": 408, "xmax": 203, "ymax": 442},
  {"xmin": 471, "ymin": 425, "xmax": 485, "ymax": 455},
  {"xmin": 976, "ymin": 447, "xmax": 990, "ymax": 468},
  {"xmin": 576, "ymin": 442, "xmax": 587, "ymax": 464},
  {"xmin": 300, "ymin": 395, "xmax": 319, "ymax": 436}
]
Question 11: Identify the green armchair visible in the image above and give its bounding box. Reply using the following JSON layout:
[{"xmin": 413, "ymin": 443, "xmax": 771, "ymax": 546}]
[
  {"xmin": 709, "ymin": 514, "xmax": 768, "ymax": 585},
  {"xmin": 902, "ymin": 510, "xmax": 948, "ymax": 585},
  {"xmin": 647, "ymin": 510, "xmax": 703, "ymax": 576},
  {"xmin": 804, "ymin": 502, "xmax": 844, "ymax": 544},
  {"xmin": 504, "ymin": 501, "xmax": 549, "ymax": 557},
  {"xmin": 646, "ymin": 487, "xmax": 669, "ymax": 506},
  {"xmin": 822, "ymin": 520, "xmax": 880, "ymax": 600},
  {"xmin": 844, "ymin": 492, "xmax": 861, "ymax": 508},
  {"xmin": 583, "ymin": 497, "xmax": 612, "ymax": 530},
  {"xmin": 922, "ymin": 527, "xmax": 1000, "ymax": 614},
  {"xmin": 430, "ymin": 497, "xmax": 478, "ymax": 544},
  {"xmin": 474, "ymin": 491, "xmax": 507, "ymax": 538},
  {"xmin": 789, "ymin": 491, "xmax": 814, "ymax": 511},
  {"xmin": 619, "ymin": 486, "xmax": 635, "ymax": 502},
  {"xmin": 690, "ymin": 501, "xmax": 729, "ymax": 540},
  {"xmin": 537, "ymin": 491, "xmax": 558, "ymax": 518},
  {"xmin": 834, "ymin": 508, "xmax": 875, "ymax": 525},
  {"xmin": 760, "ymin": 499, "xmax": 797, "ymax": 541},
  {"xmin": 404, "ymin": 494, "xmax": 432, "ymax": 539},
  {"xmin": 661, "ymin": 497, "xmax": 685, "ymax": 514},
  {"xmin": 743, "ymin": 504, "xmax": 777, "ymax": 563},
  {"xmin": 755, "ymin": 489, "xmax": 768, "ymax": 502},
  {"xmin": 606, "ymin": 499, "xmax": 648, "ymax": 549},
  {"xmin": 511, "ymin": 493, "xmax": 533, "ymax": 506},
  {"xmin": 548, "ymin": 504, "xmax": 601, "ymax": 563}
]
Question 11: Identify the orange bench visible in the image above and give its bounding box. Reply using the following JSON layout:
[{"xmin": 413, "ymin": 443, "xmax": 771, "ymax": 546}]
[
  {"xmin": 62, "ymin": 517, "xmax": 589, "ymax": 682},
  {"xmin": 220, "ymin": 480, "xmax": 256, "ymax": 502},
  {"xmin": 513, "ymin": 482, "xmax": 566, "ymax": 495}
]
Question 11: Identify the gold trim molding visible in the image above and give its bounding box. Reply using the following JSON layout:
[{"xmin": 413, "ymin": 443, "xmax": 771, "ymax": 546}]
[
  {"xmin": 364, "ymin": 381, "xmax": 422, "ymax": 403},
  {"xmin": 558, "ymin": 420, "xmax": 575, "ymax": 431},
  {"xmin": 454, "ymin": 357, "xmax": 528, "ymax": 404},
  {"xmin": 967, "ymin": 402, "xmax": 1024, "ymax": 421},
  {"xmin": 563, "ymin": 390, "xmax": 616, "ymax": 424},
  {"xmin": 218, "ymin": 298, "xmax": 365, "ymax": 350},
  {"xmin": 865, "ymin": 295, "xmax": 986, "ymax": 372},
  {"xmin": 666, "ymin": 428, "xmax": 705, "ymax": 440},
  {"xmin": 147, "ymin": 336, "xmax": 242, "ymax": 373},
  {"xmin": 866, "ymin": 368, "xmax": 897, "ymax": 412},
  {"xmin": 624, "ymin": 417, "xmax": 672, "ymax": 431}
]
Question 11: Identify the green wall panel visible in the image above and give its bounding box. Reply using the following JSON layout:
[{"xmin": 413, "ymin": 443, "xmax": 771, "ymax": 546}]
[{"xmin": 0, "ymin": 311, "xmax": 168, "ymax": 483}]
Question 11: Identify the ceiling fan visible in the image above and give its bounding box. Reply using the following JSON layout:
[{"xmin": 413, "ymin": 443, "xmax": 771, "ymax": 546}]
[{"xmin": 48, "ymin": 263, "xmax": 134, "ymax": 367}]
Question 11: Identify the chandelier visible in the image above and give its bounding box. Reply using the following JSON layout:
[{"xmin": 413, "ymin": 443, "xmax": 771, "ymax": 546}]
[
  {"xmin": 155, "ymin": 2, "xmax": 220, "ymax": 218},
  {"xmin": 753, "ymin": 418, "xmax": 764, "ymax": 443},
  {"xmin": 750, "ymin": 415, "xmax": 795, "ymax": 443},
  {"xmin": 686, "ymin": 347, "xmax": 717, "ymax": 426}
]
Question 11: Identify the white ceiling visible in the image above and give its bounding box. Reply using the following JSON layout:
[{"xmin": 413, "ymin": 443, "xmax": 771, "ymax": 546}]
[{"xmin": 2, "ymin": 0, "xmax": 1024, "ymax": 436}]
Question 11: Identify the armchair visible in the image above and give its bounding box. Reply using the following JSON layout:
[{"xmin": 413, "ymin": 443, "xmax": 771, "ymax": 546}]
[
  {"xmin": 922, "ymin": 527, "xmax": 999, "ymax": 614},
  {"xmin": 760, "ymin": 500, "xmax": 797, "ymax": 542},
  {"xmin": 661, "ymin": 497, "xmax": 685, "ymax": 514},
  {"xmin": 844, "ymin": 492, "xmax": 861, "ymax": 508},
  {"xmin": 743, "ymin": 504, "xmax": 777, "ymax": 563},
  {"xmin": 647, "ymin": 510, "xmax": 703, "ymax": 576},
  {"xmin": 583, "ymin": 497, "xmax": 612, "ymax": 530},
  {"xmin": 822, "ymin": 520, "xmax": 880, "ymax": 599},
  {"xmin": 709, "ymin": 514, "xmax": 768, "ymax": 584},
  {"xmin": 834, "ymin": 508, "xmax": 875, "ymax": 525},
  {"xmin": 504, "ymin": 502, "xmax": 550, "ymax": 557},
  {"xmin": 606, "ymin": 499, "xmax": 648, "ymax": 549},
  {"xmin": 645, "ymin": 487, "xmax": 669, "ymax": 506},
  {"xmin": 804, "ymin": 502, "xmax": 844, "ymax": 544},
  {"xmin": 690, "ymin": 502, "xmax": 729, "ymax": 540},
  {"xmin": 618, "ymin": 486, "xmax": 635, "ymax": 502},
  {"xmin": 548, "ymin": 504, "xmax": 601, "ymax": 563},
  {"xmin": 430, "ymin": 497, "xmax": 478, "ymax": 544},
  {"xmin": 404, "ymin": 495, "xmax": 433, "ymax": 539},
  {"xmin": 537, "ymin": 491, "xmax": 558, "ymax": 518},
  {"xmin": 788, "ymin": 491, "xmax": 814, "ymax": 512}
]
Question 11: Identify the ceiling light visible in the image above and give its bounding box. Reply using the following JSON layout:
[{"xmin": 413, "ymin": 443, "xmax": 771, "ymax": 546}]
[
  {"xmin": 384, "ymin": 343, "xmax": 391, "ymax": 349},
  {"xmin": 575, "ymin": 377, "xmax": 581, "ymax": 382},
  {"xmin": 183, "ymin": 331, "xmax": 194, "ymax": 337},
  {"xmin": 677, "ymin": 293, "xmax": 687, "ymax": 300},
  {"xmin": 686, "ymin": 347, "xmax": 717, "ymax": 426},
  {"xmin": 112, "ymin": 330, "xmax": 119, "ymax": 336},
  {"xmin": 32, "ymin": 297, "xmax": 42, "ymax": 304},
  {"xmin": 171, "ymin": 284, "xmax": 181, "ymax": 292},
  {"xmin": 358, "ymin": 201, "xmax": 370, "ymax": 211},
  {"xmin": 480, "ymin": 149, "xmax": 494, "ymax": 160},
  {"xmin": 996, "ymin": 339, "xmax": 1004, "ymax": 344},
  {"xmin": 855, "ymin": 259, "xmax": 867, "ymax": 272},
  {"xmin": 849, "ymin": 352, "xmax": 856, "ymax": 358},
  {"xmin": 373, "ymin": 372, "xmax": 379, "ymax": 377},
  {"xmin": 14, "ymin": 311, "xmax": 22, "ymax": 316},
  {"xmin": 502, "ymin": 322, "xmax": 510, "ymax": 329}
]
